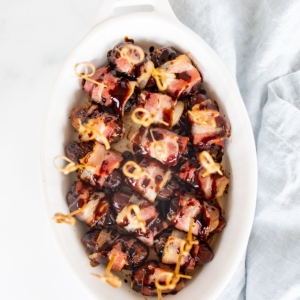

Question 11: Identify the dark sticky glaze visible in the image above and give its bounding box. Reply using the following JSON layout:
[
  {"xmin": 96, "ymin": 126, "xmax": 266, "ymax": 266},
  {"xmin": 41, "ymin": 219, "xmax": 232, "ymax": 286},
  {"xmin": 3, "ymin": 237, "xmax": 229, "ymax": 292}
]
[
  {"xmin": 156, "ymin": 176, "xmax": 181, "ymax": 201},
  {"xmin": 153, "ymin": 227, "xmax": 173, "ymax": 256},
  {"xmin": 110, "ymin": 78, "xmax": 135, "ymax": 115},
  {"xmin": 111, "ymin": 189, "xmax": 132, "ymax": 214},
  {"xmin": 151, "ymin": 47, "xmax": 181, "ymax": 68},
  {"xmin": 194, "ymin": 239, "xmax": 214, "ymax": 265},
  {"xmin": 65, "ymin": 141, "xmax": 94, "ymax": 163},
  {"xmin": 81, "ymin": 228, "xmax": 149, "ymax": 270},
  {"xmin": 156, "ymin": 200, "xmax": 171, "ymax": 220},
  {"xmin": 132, "ymin": 261, "xmax": 184, "ymax": 296},
  {"xmin": 103, "ymin": 169, "xmax": 123, "ymax": 191},
  {"xmin": 66, "ymin": 181, "xmax": 116, "ymax": 228},
  {"xmin": 196, "ymin": 202, "xmax": 211, "ymax": 238}
]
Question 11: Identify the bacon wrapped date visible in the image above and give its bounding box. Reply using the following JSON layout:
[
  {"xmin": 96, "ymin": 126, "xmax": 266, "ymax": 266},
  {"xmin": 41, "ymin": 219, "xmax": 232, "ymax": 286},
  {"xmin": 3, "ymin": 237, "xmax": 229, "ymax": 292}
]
[
  {"xmin": 177, "ymin": 159, "xmax": 229, "ymax": 200},
  {"xmin": 153, "ymin": 53, "xmax": 202, "ymax": 98},
  {"xmin": 132, "ymin": 261, "xmax": 184, "ymax": 296},
  {"xmin": 131, "ymin": 126, "xmax": 189, "ymax": 166},
  {"xmin": 168, "ymin": 193, "xmax": 224, "ymax": 238},
  {"xmin": 83, "ymin": 66, "xmax": 137, "ymax": 116},
  {"xmin": 108, "ymin": 41, "xmax": 154, "ymax": 89},
  {"xmin": 187, "ymin": 99, "xmax": 230, "ymax": 151},
  {"xmin": 114, "ymin": 192, "xmax": 168, "ymax": 246},
  {"xmin": 65, "ymin": 141, "xmax": 123, "ymax": 190},
  {"xmin": 66, "ymin": 181, "xmax": 115, "ymax": 228},
  {"xmin": 125, "ymin": 157, "xmax": 171, "ymax": 203},
  {"xmin": 71, "ymin": 103, "xmax": 124, "ymax": 145},
  {"xmin": 154, "ymin": 227, "xmax": 214, "ymax": 269},
  {"xmin": 82, "ymin": 228, "xmax": 149, "ymax": 271}
]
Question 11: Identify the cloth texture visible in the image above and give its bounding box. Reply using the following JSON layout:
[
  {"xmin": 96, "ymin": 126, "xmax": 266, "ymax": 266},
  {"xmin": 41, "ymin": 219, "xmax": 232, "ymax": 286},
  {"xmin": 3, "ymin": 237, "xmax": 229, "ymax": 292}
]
[{"xmin": 168, "ymin": 0, "xmax": 300, "ymax": 299}]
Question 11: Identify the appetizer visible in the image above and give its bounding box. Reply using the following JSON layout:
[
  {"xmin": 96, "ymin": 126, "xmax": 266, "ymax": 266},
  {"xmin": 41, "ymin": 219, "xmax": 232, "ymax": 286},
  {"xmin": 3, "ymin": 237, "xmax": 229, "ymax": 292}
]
[{"xmin": 53, "ymin": 37, "xmax": 231, "ymax": 299}]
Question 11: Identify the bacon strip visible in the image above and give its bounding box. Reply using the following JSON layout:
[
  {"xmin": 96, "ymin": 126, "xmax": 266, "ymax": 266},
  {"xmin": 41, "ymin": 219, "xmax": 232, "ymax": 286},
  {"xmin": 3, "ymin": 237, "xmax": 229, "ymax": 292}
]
[
  {"xmin": 158, "ymin": 54, "xmax": 202, "ymax": 98},
  {"xmin": 78, "ymin": 143, "xmax": 123, "ymax": 188},
  {"xmin": 116, "ymin": 193, "xmax": 168, "ymax": 246},
  {"xmin": 66, "ymin": 181, "xmax": 115, "ymax": 228},
  {"xmin": 138, "ymin": 91, "xmax": 176, "ymax": 127},
  {"xmin": 131, "ymin": 127, "xmax": 189, "ymax": 166},
  {"xmin": 125, "ymin": 157, "xmax": 171, "ymax": 203}
]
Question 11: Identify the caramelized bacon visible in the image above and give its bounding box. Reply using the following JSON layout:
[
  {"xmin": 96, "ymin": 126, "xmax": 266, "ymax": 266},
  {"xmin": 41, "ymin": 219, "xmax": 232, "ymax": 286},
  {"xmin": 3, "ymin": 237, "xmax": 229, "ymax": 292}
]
[
  {"xmin": 71, "ymin": 103, "xmax": 124, "ymax": 144},
  {"xmin": 65, "ymin": 141, "xmax": 123, "ymax": 191},
  {"xmin": 157, "ymin": 54, "xmax": 202, "ymax": 98},
  {"xmin": 132, "ymin": 261, "xmax": 184, "ymax": 296},
  {"xmin": 83, "ymin": 66, "xmax": 137, "ymax": 116},
  {"xmin": 66, "ymin": 181, "xmax": 115, "ymax": 228},
  {"xmin": 115, "ymin": 193, "xmax": 168, "ymax": 246},
  {"xmin": 77, "ymin": 143, "xmax": 123, "ymax": 188},
  {"xmin": 195, "ymin": 167, "xmax": 229, "ymax": 200},
  {"xmin": 125, "ymin": 157, "xmax": 171, "ymax": 203},
  {"xmin": 82, "ymin": 228, "xmax": 149, "ymax": 271},
  {"xmin": 131, "ymin": 127, "xmax": 189, "ymax": 166},
  {"xmin": 188, "ymin": 102, "xmax": 230, "ymax": 149},
  {"xmin": 138, "ymin": 91, "xmax": 176, "ymax": 127}
]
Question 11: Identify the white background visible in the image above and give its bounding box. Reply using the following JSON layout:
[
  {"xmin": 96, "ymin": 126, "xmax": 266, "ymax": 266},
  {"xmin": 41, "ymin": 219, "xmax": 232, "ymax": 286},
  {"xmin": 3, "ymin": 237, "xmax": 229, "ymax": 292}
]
[{"xmin": 0, "ymin": 0, "xmax": 107, "ymax": 299}]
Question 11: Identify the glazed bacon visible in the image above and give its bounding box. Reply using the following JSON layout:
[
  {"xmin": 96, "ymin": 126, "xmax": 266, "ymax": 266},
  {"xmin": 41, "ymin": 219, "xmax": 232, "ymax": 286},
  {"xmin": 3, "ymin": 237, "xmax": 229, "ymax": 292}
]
[
  {"xmin": 64, "ymin": 141, "xmax": 123, "ymax": 188},
  {"xmin": 155, "ymin": 54, "xmax": 202, "ymax": 98},
  {"xmin": 177, "ymin": 159, "xmax": 229, "ymax": 200},
  {"xmin": 187, "ymin": 97, "xmax": 230, "ymax": 149},
  {"xmin": 130, "ymin": 126, "xmax": 189, "ymax": 166},
  {"xmin": 137, "ymin": 91, "xmax": 177, "ymax": 127},
  {"xmin": 65, "ymin": 141, "xmax": 123, "ymax": 191},
  {"xmin": 168, "ymin": 194, "xmax": 222, "ymax": 238},
  {"xmin": 197, "ymin": 167, "xmax": 230, "ymax": 200},
  {"xmin": 81, "ymin": 228, "xmax": 149, "ymax": 271},
  {"xmin": 132, "ymin": 261, "xmax": 184, "ymax": 296},
  {"xmin": 66, "ymin": 181, "xmax": 115, "ymax": 228},
  {"xmin": 125, "ymin": 157, "xmax": 171, "ymax": 203},
  {"xmin": 83, "ymin": 66, "xmax": 137, "ymax": 116},
  {"xmin": 71, "ymin": 103, "xmax": 124, "ymax": 145},
  {"xmin": 78, "ymin": 143, "xmax": 123, "ymax": 188},
  {"xmin": 114, "ymin": 192, "xmax": 168, "ymax": 246}
]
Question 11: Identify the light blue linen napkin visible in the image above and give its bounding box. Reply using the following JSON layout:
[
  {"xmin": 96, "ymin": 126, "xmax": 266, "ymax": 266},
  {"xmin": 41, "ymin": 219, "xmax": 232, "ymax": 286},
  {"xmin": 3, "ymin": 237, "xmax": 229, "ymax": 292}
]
[{"xmin": 168, "ymin": 0, "xmax": 300, "ymax": 299}]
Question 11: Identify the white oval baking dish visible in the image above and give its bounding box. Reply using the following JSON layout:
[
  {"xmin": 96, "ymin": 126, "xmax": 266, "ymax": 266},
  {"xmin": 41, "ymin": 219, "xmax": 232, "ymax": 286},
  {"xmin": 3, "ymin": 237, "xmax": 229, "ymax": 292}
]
[{"xmin": 40, "ymin": 1, "xmax": 257, "ymax": 299}]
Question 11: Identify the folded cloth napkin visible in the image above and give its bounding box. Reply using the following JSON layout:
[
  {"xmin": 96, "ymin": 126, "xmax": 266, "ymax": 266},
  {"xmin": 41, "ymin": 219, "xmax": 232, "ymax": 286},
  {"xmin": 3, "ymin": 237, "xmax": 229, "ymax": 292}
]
[{"xmin": 168, "ymin": 0, "xmax": 300, "ymax": 299}]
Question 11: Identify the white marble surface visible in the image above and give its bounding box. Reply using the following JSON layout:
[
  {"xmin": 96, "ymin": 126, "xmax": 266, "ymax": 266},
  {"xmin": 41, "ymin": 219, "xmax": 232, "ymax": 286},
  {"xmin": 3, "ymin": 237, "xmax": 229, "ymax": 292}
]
[{"xmin": 0, "ymin": 0, "xmax": 105, "ymax": 299}]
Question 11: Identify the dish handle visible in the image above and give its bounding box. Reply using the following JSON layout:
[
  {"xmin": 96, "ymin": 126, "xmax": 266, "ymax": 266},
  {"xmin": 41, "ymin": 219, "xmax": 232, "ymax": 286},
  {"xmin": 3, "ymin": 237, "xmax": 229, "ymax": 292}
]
[{"xmin": 95, "ymin": 0, "xmax": 177, "ymax": 25}]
